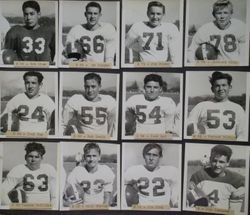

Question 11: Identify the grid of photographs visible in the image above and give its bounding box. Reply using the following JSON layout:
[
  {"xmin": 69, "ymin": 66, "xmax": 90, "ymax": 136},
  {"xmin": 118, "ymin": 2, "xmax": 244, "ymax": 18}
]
[{"xmin": 0, "ymin": 0, "xmax": 249, "ymax": 215}]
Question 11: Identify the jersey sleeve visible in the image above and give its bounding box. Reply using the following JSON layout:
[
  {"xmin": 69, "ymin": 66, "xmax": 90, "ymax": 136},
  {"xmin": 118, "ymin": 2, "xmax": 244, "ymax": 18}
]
[
  {"xmin": 62, "ymin": 95, "xmax": 78, "ymax": 127},
  {"xmin": 235, "ymin": 106, "xmax": 246, "ymax": 141},
  {"xmin": 125, "ymin": 23, "xmax": 144, "ymax": 52},
  {"xmin": 4, "ymin": 26, "xmax": 18, "ymax": 50},
  {"xmin": 163, "ymin": 97, "xmax": 177, "ymax": 133},
  {"xmin": 187, "ymin": 103, "xmax": 203, "ymax": 135}
]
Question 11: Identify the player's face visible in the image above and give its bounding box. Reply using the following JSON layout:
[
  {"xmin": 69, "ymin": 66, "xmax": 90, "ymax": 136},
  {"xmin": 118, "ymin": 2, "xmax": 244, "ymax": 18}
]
[
  {"xmin": 147, "ymin": 6, "xmax": 164, "ymax": 27},
  {"xmin": 211, "ymin": 78, "xmax": 231, "ymax": 102},
  {"xmin": 84, "ymin": 79, "xmax": 101, "ymax": 101},
  {"xmin": 214, "ymin": 7, "xmax": 232, "ymax": 29},
  {"xmin": 144, "ymin": 148, "xmax": 161, "ymax": 171},
  {"xmin": 25, "ymin": 151, "xmax": 43, "ymax": 170},
  {"xmin": 85, "ymin": 6, "xmax": 101, "ymax": 27},
  {"xmin": 84, "ymin": 148, "xmax": 100, "ymax": 171},
  {"xmin": 144, "ymin": 81, "xmax": 162, "ymax": 101},
  {"xmin": 23, "ymin": 7, "xmax": 40, "ymax": 29},
  {"xmin": 210, "ymin": 154, "xmax": 229, "ymax": 176},
  {"xmin": 24, "ymin": 76, "xmax": 42, "ymax": 99}
]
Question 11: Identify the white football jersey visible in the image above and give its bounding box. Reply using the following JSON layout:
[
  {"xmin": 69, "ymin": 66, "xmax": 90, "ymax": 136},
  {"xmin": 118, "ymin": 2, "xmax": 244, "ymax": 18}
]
[
  {"xmin": 126, "ymin": 21, "xmax": 181, "ymax": 64},
  {"xmin": 188, "ymin": 19, "xmax": 246, "ymax": 63},
  {"xmin": 124, "ymin": 165, "xmax": 179, "ymax": 205},
  {"xmin": 4, "ymin": 93, "xmax": 55, "ymax": 132},
  {"xmin": 190, "ymin": 167, "xmax": 245, "ymax": 209},
  {"xmin": 187, "ymin": 100, "xmax": 246, "ymax": 140},
  {"xmin": 2, "ymin": 163, "xmax": 56, "ymax": 204},
  {"xmin": 65, "ymin": 22, "xmax": 116, "ymax": 62},
  {"xmin": 63, "ymin": 94, "xmax": 116, "ymax": 135},
  {"xmin": 126, "ymin": 94, "xmax": 176, "ymax": 134},
  {"xmin": 67, "ymin": 165, "xmax": 115, "ymax": 204}
]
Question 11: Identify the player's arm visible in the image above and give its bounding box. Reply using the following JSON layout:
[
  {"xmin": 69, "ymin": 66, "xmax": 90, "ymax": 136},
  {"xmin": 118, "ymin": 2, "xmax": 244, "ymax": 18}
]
[
  {"xmin": 48, "ymin": 110, "xmax": 55, "ymax": 135},
  {"xmin": 103, "ymin": 167, "xmax": 115, "ymax": 206},
  {"xmin": 49, "ymin": 166, "xmax": 57, "ymax": 206},
  {"xmin": 49, "ymin": 30, "xmax": 56, "ymax": 62},
  {"xmin": 168, "ymin": 25, "xmax": 181, "ymax": 65},
  {"xmin": 104, "ymin": 24, "xmax": 116, "ymax": 63},
  {"xmin": 107, "ymin": 107, "xmax": 116, "ymax": 136},
  {"xmin": 125, "ymin": 24, "xmax": 144, "ymax": 53},
  {"xmin": 169, "ymin": 168, "xmax": 179, "ymax": 207},
  {"xmin": 62, "ymin": 98, "xmax": 76, "ymax": 135},
  {"xmin": 235, "ymin": 108, "xmax": 246, "ymax": 141},
  {"xmin": 125, "ymin": 106, "xmax": 136, "ymax": 135}
]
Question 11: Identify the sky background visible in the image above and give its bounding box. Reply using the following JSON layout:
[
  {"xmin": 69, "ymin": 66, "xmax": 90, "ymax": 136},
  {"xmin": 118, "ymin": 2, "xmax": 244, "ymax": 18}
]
[
  {"xmin": 1, "ymin": 142, "xmax": 58, "ymax": 171},
  {"xmin": 186, "ymin": 71, "xmax": 247, "ymax": 97},
  {"xmin": 0, "ymin": 1, "xmax": 56, "ymax": 17}
]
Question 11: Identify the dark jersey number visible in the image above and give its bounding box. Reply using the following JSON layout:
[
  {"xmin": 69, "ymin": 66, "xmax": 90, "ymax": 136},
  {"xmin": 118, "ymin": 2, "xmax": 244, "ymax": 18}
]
[
  {"xmin": 81, "ymin": 106, "xmax": 107, "ymax": 125},
  {"xmin": 80, "ymin": 179, "xmax": 105, "ymax": 192},
  {"xmin": 207, "ymin": 189, "xmax": 219, "ymax": 205},
  {"xmin": 210, "ymin": 34, "xmax": 237, "ymax": 52},
  {"xmin": 23, "ymin": 174, "xmax": 48, "ymax": 192},
  {"xmin": 143, "ymin": 32, "xmax": 163, "ymax": 51},
  {"xmin": 207, "ymin": 109, "xmax": 236, "ymax": 129},
  {"xmin": 80, "ymin": 35, "xmax": 104, "ymax": 54},
  {"xmin": 135, "ymin": 105, "xmax": 161, "ymax": 124},
  {"xmin": 15, "ymin": 105, "xmax": 44, "ymax": 122},
  {"xmin": 137, "ymin": 177, "xmax": 165, "ymax": 196}
]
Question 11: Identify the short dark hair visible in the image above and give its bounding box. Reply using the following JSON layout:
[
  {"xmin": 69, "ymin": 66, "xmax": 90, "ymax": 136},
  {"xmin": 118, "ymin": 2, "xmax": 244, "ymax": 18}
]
[
  {"xmin": 25, "ymin": 142, "xmax": 46, "ymax": 157},
  {"xmin": 147, "ymin": 1, "xmax": 165, "ymax": 14},
  {"xmin": 143, "ymin": 143, "xmax": 163, "ymax": 158},
  {"xmin": 144, "ymin": 74, "xmax": 163, "ymax": 87},
  {"xmin": 210, "ymin": 145, "xmax": 232, "ymax": 162},
  {"xmin": 83, "ymin": 142, "xmax": 101, "ymax": 155},
  {"xmin": 84, "ymin": 72, "xmax": 102, "ymax": 85},
  {"xmin": 85, "ymin": 2, "xmax": 102, "ymax": 13},
  {"xmin": 209, "ymin": 71, "xmax": 232, "ymax": 86},
  {"xmin": 212, "ymin": 0, "xmax": 233, "ymax": 16},
  {"xmin": 22, "ymin": 0, "xmax": 41, "ymax": 13},
  {"xmin": 23, "ymin": 71, "xmax": 44, "ymax": 84}
]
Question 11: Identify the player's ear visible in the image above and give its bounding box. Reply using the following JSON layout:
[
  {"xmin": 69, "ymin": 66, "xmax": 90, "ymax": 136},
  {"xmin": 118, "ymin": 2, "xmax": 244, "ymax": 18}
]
[
  {"xmin": 229, "ymin": 84, "xmax": 232, "ymax": 90},
  {"xmin": 39, "ymin": 82, "xmax": 43, "ymax": 88}
]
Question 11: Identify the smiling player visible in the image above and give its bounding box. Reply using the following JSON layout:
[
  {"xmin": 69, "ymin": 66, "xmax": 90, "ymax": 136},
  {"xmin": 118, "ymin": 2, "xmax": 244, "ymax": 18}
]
[
  {"xmin": 1, "ymin": 142, "xmax": 57, "ymax": 206},
  {"xmin": 187, "ymin": 71, "xmax": 246, "ymax": 140},
  {"xmin": 63, "ymin": 72, "xmax": 116, "ymax": 137},
  {"xmin": 187, "ymin": 0, "xmax": 246, "ymax": 64},
  {"xmin": 3, "ymin": 0, "xmax": 55, "ymax": 64},
  {"xmin": 125, "ymin": 1, "xmax": 181, "ymax": 65},
  {"xmin": 64, "ymin": 143, "xmax": 115, "ymax": 206},
  {"xmin": 187, "ymin": 145, "xmax": 245, "ymax": 210},
  {"xmin": 63, "ymin": 1, "xmax": 116, "ymax": 65},
  {"xmin": 0, "ymin": 71, "xmax": 55, "ymax": 134},
  {"xmin": 125, "ymin": 73, "xmax": 176, "ymax": 136},
  {"xmin": 124, "ymin": 143, "xmax": 179, "ymax": 207}
]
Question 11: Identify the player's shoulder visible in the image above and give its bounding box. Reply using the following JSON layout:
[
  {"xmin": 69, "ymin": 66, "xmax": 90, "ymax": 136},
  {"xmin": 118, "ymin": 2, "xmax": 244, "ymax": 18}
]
[
  {"xmin": 159, "ymin": 96, "xmax": 176, "ymax": 104},
  {"xmin": 160, "ymin": 165, "xmax": 178, "ymax": 172},
  {"xmin": 9, "ymin": 93, "xmax": 26, "ymax": 102},
  {"xmin": 68, "ymin": 94, "xmax": 85, "ymax": 102},
  {"xmin": 231, "ymin": 18, "xmax": 245, "ymax": 27},
  {"xmin": 161, "ymin": 22, "xmax": 179, "ymax": 30},
  {"xmin": 68, "ymin": 24, "xmax": 84, "ymax": 34},
  {"xmin": 126, "ymin": 164, "xmax": 144, "ymax": 173},
  {"xmin": 7, "ymin": 164, "xmax": 27, "ymax": 176},
  {"xmin": 99, "ymin": 164, "xmax": 114, "ymax": 173},
  {"xmin": 225, "ymin": 169, "xmax": 245, "ymax": 187},
  {"xmin": 7, "ymin": 25, "xmax": 24, "ymax": 33},
  {"xmin": 127, "ymin": 94, "xmax": 144, "ymax": 103},
  {"xmin": 227, "ymin": 100, "xmax": 244, "ymax": 110},
  {"xmin": 100, "ymin": 22, "xmax": 115, "ymax": 30},
  {"xmin": 197, "ymin": 22, "xmax": 215, "ymax": 33},
  {"xmin": 69, "ymin": 165, "xmax": 87, "ymax": 176},
  {"xmin": 190, "ymin": 167, "xmax": 209, "ymax": 183},
  {"xmin": 193, "ymin": 100, "xmax": 214, "ymax": 109}
]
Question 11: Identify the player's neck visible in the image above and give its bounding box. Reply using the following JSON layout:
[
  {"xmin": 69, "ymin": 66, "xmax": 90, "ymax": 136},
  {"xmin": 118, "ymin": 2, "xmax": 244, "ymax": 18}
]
[
  {"xmin": 213, "ymin": 97, "xmax": 228, "ymax": 102},
  {"xmin": 85, "ymin": 165, "xmax": 98, "ymax": 173},
  {"xmin": 26, "ymin": 164, "xmax": 40, "ymax": 171},
  {"xmin": 25, "ymin": 92, "xmax": 40, "ymax": 99},
  {"xmin": 144, "ymin": 165, "xmax": 158, "ymax": 172},
  {"xmin": 83, "ymin": 23, "xmax": 100, "ymax": 31},
  {"xmin": 214, "ymin": 20, "xmax": 231, "ymax": 30},
  {"xmin": 25, "ymin": 24, "xmax": 40, "ymax": 30},
  {"xmin": 85, "ymin": 95, "xmax": 101, "ymax": 102},
  {"xmin": 146, "ymin": 21, "xmax": 161, "ymax": 28}
]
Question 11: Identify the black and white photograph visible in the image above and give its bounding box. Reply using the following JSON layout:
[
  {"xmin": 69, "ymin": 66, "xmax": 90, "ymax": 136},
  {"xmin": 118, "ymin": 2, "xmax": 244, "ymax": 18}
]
[
  {"xmin": 0, "ymin": 71, "xmax": 58, "ymax": 138},
  {"xmin": 184, "ymin": 71, "xmax": 249, "ymax": 142},
  {"xmin": 0, "ymin": 141, "xmax": 59, "ymax": 210},
  {"xmin": 60, "ymin": 71, "xmax": 119, "ymax": 140},
  {"xmin": 60, "ymin": 141, "xmax": 120, "ymax": 210},
  {"xmin": 183, "ymin": 143, "xmax": 249, "ymax": 215},
  {"xmin": 121, "ymin": 0, "xmax": 183, "ymax": 68},
  {"xmin": 0, "ymin": 0, "xmax": 58, "ymax": 68},
  {"xmin": 121, "ymin": 142, "xmax": 182, "ymax": 211},
  {"xmin": 185, "ymin": 0, "xmax": 249, "ymax": 67},
  {"xmin": 122, "ymin": 71, "xmax": 183, "ymax": 140},
  {"xmin": 59, "ymin": 1, "xmax": 120, "ymax": 69}
]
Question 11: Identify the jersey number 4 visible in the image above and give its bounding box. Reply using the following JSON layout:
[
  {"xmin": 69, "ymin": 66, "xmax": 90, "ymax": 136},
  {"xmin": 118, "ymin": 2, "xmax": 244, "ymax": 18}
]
[
  {"xmin": 207, "ymin": 109, "xmax": 235, "ymax": 129},
  {"xmin": 136, "ymin": 105, "xmax": 161, "ymax": 124},
  {"xmin": 22, "ymin": 37, "xmax": 45, "ymax": 54}
]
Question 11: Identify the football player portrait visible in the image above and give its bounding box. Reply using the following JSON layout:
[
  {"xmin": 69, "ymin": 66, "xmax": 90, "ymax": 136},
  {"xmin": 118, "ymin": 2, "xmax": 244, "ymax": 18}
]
[
  {"xmin": 61, "ymin": 1, "xmax": 119, "ymax": 67},
  {"xmin": 186, "ymin": 0, "xmax": 249, "ymax": 66},
  {"xmin": 0, "ymin": 71, "xmax": 56, "ymax": 136},
  {"xmin": 122, "ymin": 142, "xmax": 181, "ymax": 210},
  {"xmin": 122, "ymin": 0, "xmax": 182, "ymax": 67},
  {"xmin": 1, "ymin": 142, "xmax": 58, "ymax": 209},
  {"xmin": 123, "ymin": 72, "xmax": 182, "ymax": 139},
  {"xmin": 1, "ymin": 0, "xmax": 57, "ymax": 65},
  {"xmin": 184, "ymin": 143, "xmax": 249, "ymax": 214},
  {"xmin": 185, "ymin": 71, "xmax": 248, "ymax": 141},
  {"xmin": 62, "ymin": 72, "xmax": 118, "ymax": 139},
  {"xmin": 62, "ymin": 142, "xmax": 118, "ymax": 209}
]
